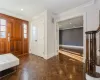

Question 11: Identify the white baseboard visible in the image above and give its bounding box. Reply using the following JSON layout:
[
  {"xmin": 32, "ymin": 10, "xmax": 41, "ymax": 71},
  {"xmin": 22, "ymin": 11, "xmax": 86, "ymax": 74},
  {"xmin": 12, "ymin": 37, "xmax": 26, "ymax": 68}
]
[
  {"xmin": 31, "ymin": 52, "xmax": 44, "ymax": 59},
  {"xmin": 86, "ymin": 74, "xmax": 100, "ymax": 80},
  {"xmin": 96, "ymin": 66, "xmax": 100, "ymax": 73},
  {"xmin": 31, "ymin": 52, "xmax": 57, "ymax": 60},
  {"xmin": 59, "ymin": 45, "xmax": 83, "ymax": 50},
  {"xmin": 46, "ymin": 53, "xmax": 57, "ymax": 60}
]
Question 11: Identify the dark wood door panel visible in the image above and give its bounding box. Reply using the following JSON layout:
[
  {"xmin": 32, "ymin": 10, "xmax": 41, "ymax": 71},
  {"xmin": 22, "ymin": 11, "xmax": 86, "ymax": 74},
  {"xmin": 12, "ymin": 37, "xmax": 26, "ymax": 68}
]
[
  {"xmin": 0, "ymin": 40, "xmax": 6, "ymax": 53},
  {"xmin": 10, "ymin": 40, "xmax": 23, "ymax": 56},
  {"xmin": 0, "ymin": 13, "xmax": 29, "ymax": 56},
  {"xmin": 23, "ymin": 40, "xmax": 28, "ymax": 53}
]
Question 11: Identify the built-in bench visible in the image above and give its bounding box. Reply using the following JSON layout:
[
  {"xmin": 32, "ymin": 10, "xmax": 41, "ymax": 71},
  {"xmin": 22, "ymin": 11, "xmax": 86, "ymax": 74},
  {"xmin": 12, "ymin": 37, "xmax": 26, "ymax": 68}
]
[{"xmin": 0, "ymin": 53, "xmax": 19, "ymax": 79}]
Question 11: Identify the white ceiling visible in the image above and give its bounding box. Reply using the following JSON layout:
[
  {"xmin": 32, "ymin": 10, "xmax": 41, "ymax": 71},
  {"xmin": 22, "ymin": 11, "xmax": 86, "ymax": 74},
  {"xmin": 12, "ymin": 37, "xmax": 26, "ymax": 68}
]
[
  {"xmin": 99, "ymin": 10, "xmax": 100, "ymax": 25},
  {"xmin": 0, "ymin": 0, "xmax": 91, "ymax": 20},
  {"xmin": 58, "ymin": 16, "xmax": 83, "ymax": 29}
]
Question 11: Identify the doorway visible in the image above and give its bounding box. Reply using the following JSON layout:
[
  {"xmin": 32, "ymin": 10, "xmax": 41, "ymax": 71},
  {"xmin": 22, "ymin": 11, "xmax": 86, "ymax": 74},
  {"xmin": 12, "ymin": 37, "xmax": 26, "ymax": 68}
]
[{"xmin": 57, "ymin": 16, "xmax": 84, "ymax": 62}]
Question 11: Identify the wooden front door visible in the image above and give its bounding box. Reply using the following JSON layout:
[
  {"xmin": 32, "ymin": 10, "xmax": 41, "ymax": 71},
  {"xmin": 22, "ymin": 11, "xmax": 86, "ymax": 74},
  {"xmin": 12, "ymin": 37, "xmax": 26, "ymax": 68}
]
[
  {"xmin": 0, "ymin": 13, "xmax": 29, "ymax": 56},
  {"xmin": 0, "ymin": 19, "xmax": 12, "ymax": 54},
  {"xmin": 10, "ymin": 20, "xmax": 23, "ymax": 56}
]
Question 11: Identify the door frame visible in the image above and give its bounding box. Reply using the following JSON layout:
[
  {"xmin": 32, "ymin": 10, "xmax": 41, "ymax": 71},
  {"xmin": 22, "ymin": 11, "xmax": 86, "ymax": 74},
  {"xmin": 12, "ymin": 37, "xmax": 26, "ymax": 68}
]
[{"xmin": 55, "ymin": 12, "xmax": 87, "ymax": 62}]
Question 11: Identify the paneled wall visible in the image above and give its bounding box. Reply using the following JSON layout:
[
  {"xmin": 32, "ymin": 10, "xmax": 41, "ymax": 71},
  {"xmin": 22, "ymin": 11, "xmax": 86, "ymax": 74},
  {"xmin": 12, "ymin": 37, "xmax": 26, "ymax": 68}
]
[{"xmin": 0, "ymin": 13, "xmax": 29, "ymax": 56}]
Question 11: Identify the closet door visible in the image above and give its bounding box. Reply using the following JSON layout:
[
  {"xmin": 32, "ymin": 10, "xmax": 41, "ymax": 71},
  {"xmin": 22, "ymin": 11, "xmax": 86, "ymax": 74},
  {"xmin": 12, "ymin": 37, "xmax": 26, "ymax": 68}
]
[{"xmin": 31, "ymin": 20, "xmax": 44, "ymax": 58}]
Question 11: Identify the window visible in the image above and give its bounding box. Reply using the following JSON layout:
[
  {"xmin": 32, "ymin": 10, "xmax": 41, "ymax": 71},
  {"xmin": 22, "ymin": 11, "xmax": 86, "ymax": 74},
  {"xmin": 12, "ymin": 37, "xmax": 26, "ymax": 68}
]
[
  {"xmin": 0, "ymin": 19, "xmax": 6, "ymax": 38},
  {"xmin": 23, "ymin": 24, "xmax": 27, "ymax": 38}
]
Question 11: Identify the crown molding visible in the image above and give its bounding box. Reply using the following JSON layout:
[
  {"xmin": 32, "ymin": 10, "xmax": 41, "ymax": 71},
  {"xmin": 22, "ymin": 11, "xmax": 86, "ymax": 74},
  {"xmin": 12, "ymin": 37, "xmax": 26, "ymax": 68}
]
[
  {"xmin": 59, "ymin": 0, "xmax": 95, "ymax": 17},
  {"xmin": 79, "ymin": 0, "xmax": 95, "ymax": 8}
]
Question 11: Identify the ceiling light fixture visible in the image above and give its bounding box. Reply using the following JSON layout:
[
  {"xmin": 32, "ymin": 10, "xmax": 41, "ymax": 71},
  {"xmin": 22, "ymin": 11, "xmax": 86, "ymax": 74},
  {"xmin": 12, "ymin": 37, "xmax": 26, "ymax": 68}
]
[
  {"xmin": 70, "ymin": 22, "xmax": 72, "ymax": 24},
  {"xmin": 21, "ymin": 9, "xmax": 23, "ymax": 11}
]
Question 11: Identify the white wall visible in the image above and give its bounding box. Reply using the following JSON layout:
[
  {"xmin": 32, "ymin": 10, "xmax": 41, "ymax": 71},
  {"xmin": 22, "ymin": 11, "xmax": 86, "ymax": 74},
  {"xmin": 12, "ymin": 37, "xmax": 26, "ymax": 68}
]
[
  {"xmin": 29, "ymin": 10, "xmax": 56, "ymax": 59},
  {"xmin": 29, "ymin": 0, "xmax": 100, "ymax": 60},
  {"xmin": 47, "ymin": 11, "xmax": 56, "ymax": 59},
  {"xmin": 29, "ymin": 11, "xmax": 47, "ymax": 59},
  {"xmin": 57, "ymin": 0, "xmax": 99, "ymax": 31},
  {"xmin": 56, "ymin": 0, "xmax": 100, "ymax": 62}
]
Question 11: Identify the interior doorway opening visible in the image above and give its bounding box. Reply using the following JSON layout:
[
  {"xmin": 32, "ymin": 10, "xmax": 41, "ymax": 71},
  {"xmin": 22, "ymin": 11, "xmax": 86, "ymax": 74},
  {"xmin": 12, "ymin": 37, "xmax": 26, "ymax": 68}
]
[{"xmin": 58, "ymin": 16, "xmax": 84, "ymax": 62}]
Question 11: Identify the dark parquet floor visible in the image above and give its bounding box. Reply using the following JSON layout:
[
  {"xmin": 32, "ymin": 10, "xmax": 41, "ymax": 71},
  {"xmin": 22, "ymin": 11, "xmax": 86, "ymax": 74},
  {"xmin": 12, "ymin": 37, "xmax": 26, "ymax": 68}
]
[{"xmin": 1, "ymin": 53, "xmax": 85, "ymax": 80}]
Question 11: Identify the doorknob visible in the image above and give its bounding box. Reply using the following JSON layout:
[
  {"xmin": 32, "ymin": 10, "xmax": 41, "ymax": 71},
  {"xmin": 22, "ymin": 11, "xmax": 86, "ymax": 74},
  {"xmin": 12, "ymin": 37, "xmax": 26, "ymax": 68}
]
[
  {"xmin": 8, "ymin": 33, "xmax": 10, "ymax": 42},
  {"xmin": 8, "ymin": 33, "xmax": 10, "ymax": 36},
  {"xmin": 35, "ymin": 40, "xmax": 37, "ymax": 42},
  {"xmin": 8, "ymin": 37, "xmax": 10, "ymax": 42}
]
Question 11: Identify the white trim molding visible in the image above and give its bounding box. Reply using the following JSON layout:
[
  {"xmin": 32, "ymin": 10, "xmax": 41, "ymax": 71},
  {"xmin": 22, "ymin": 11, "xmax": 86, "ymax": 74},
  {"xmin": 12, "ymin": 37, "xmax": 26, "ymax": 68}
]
[
  {"xmin": 59, "ymin": 45, "xmax": 83, "ymax": 50},
  {"xmin": 59, "ymin": 26, "xmax": 83, "ymax": 30}
]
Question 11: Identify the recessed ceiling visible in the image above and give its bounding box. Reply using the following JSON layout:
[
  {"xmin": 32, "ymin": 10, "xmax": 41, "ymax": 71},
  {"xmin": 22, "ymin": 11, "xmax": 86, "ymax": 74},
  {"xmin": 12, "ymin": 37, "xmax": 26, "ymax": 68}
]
[
  {"xmin": 58, "ymin": 16, "xmax": 83, "ymax": 29},
  {"xmin": 0, "ymin": 0, "xmax": 91, "ymax": 20}
]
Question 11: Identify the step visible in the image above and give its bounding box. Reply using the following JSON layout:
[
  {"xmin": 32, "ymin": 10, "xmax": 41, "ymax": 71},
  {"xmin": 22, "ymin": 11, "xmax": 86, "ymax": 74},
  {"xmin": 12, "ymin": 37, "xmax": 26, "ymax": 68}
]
[
  {"xmin": 86, "ymin": 73, "xmax": 100, "ymax": 80},
  {"xmin": 96, "ymin": 66, "xmax": 100, "ymax": 73}
]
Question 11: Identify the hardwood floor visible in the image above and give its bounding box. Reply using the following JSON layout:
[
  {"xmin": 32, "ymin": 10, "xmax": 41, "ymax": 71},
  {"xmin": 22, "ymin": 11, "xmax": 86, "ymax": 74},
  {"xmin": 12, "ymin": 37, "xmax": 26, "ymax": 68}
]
[{"xmin": 1, "ymin": 53, "xmax": 85, "ymax": 80}]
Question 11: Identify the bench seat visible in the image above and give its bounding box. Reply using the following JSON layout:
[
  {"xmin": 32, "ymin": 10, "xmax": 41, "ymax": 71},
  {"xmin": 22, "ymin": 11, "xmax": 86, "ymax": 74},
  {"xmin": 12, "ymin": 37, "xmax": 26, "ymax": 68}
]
[{"xmin": 0, "ymin": 53, "xmax": 19, "ymax": 72}]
